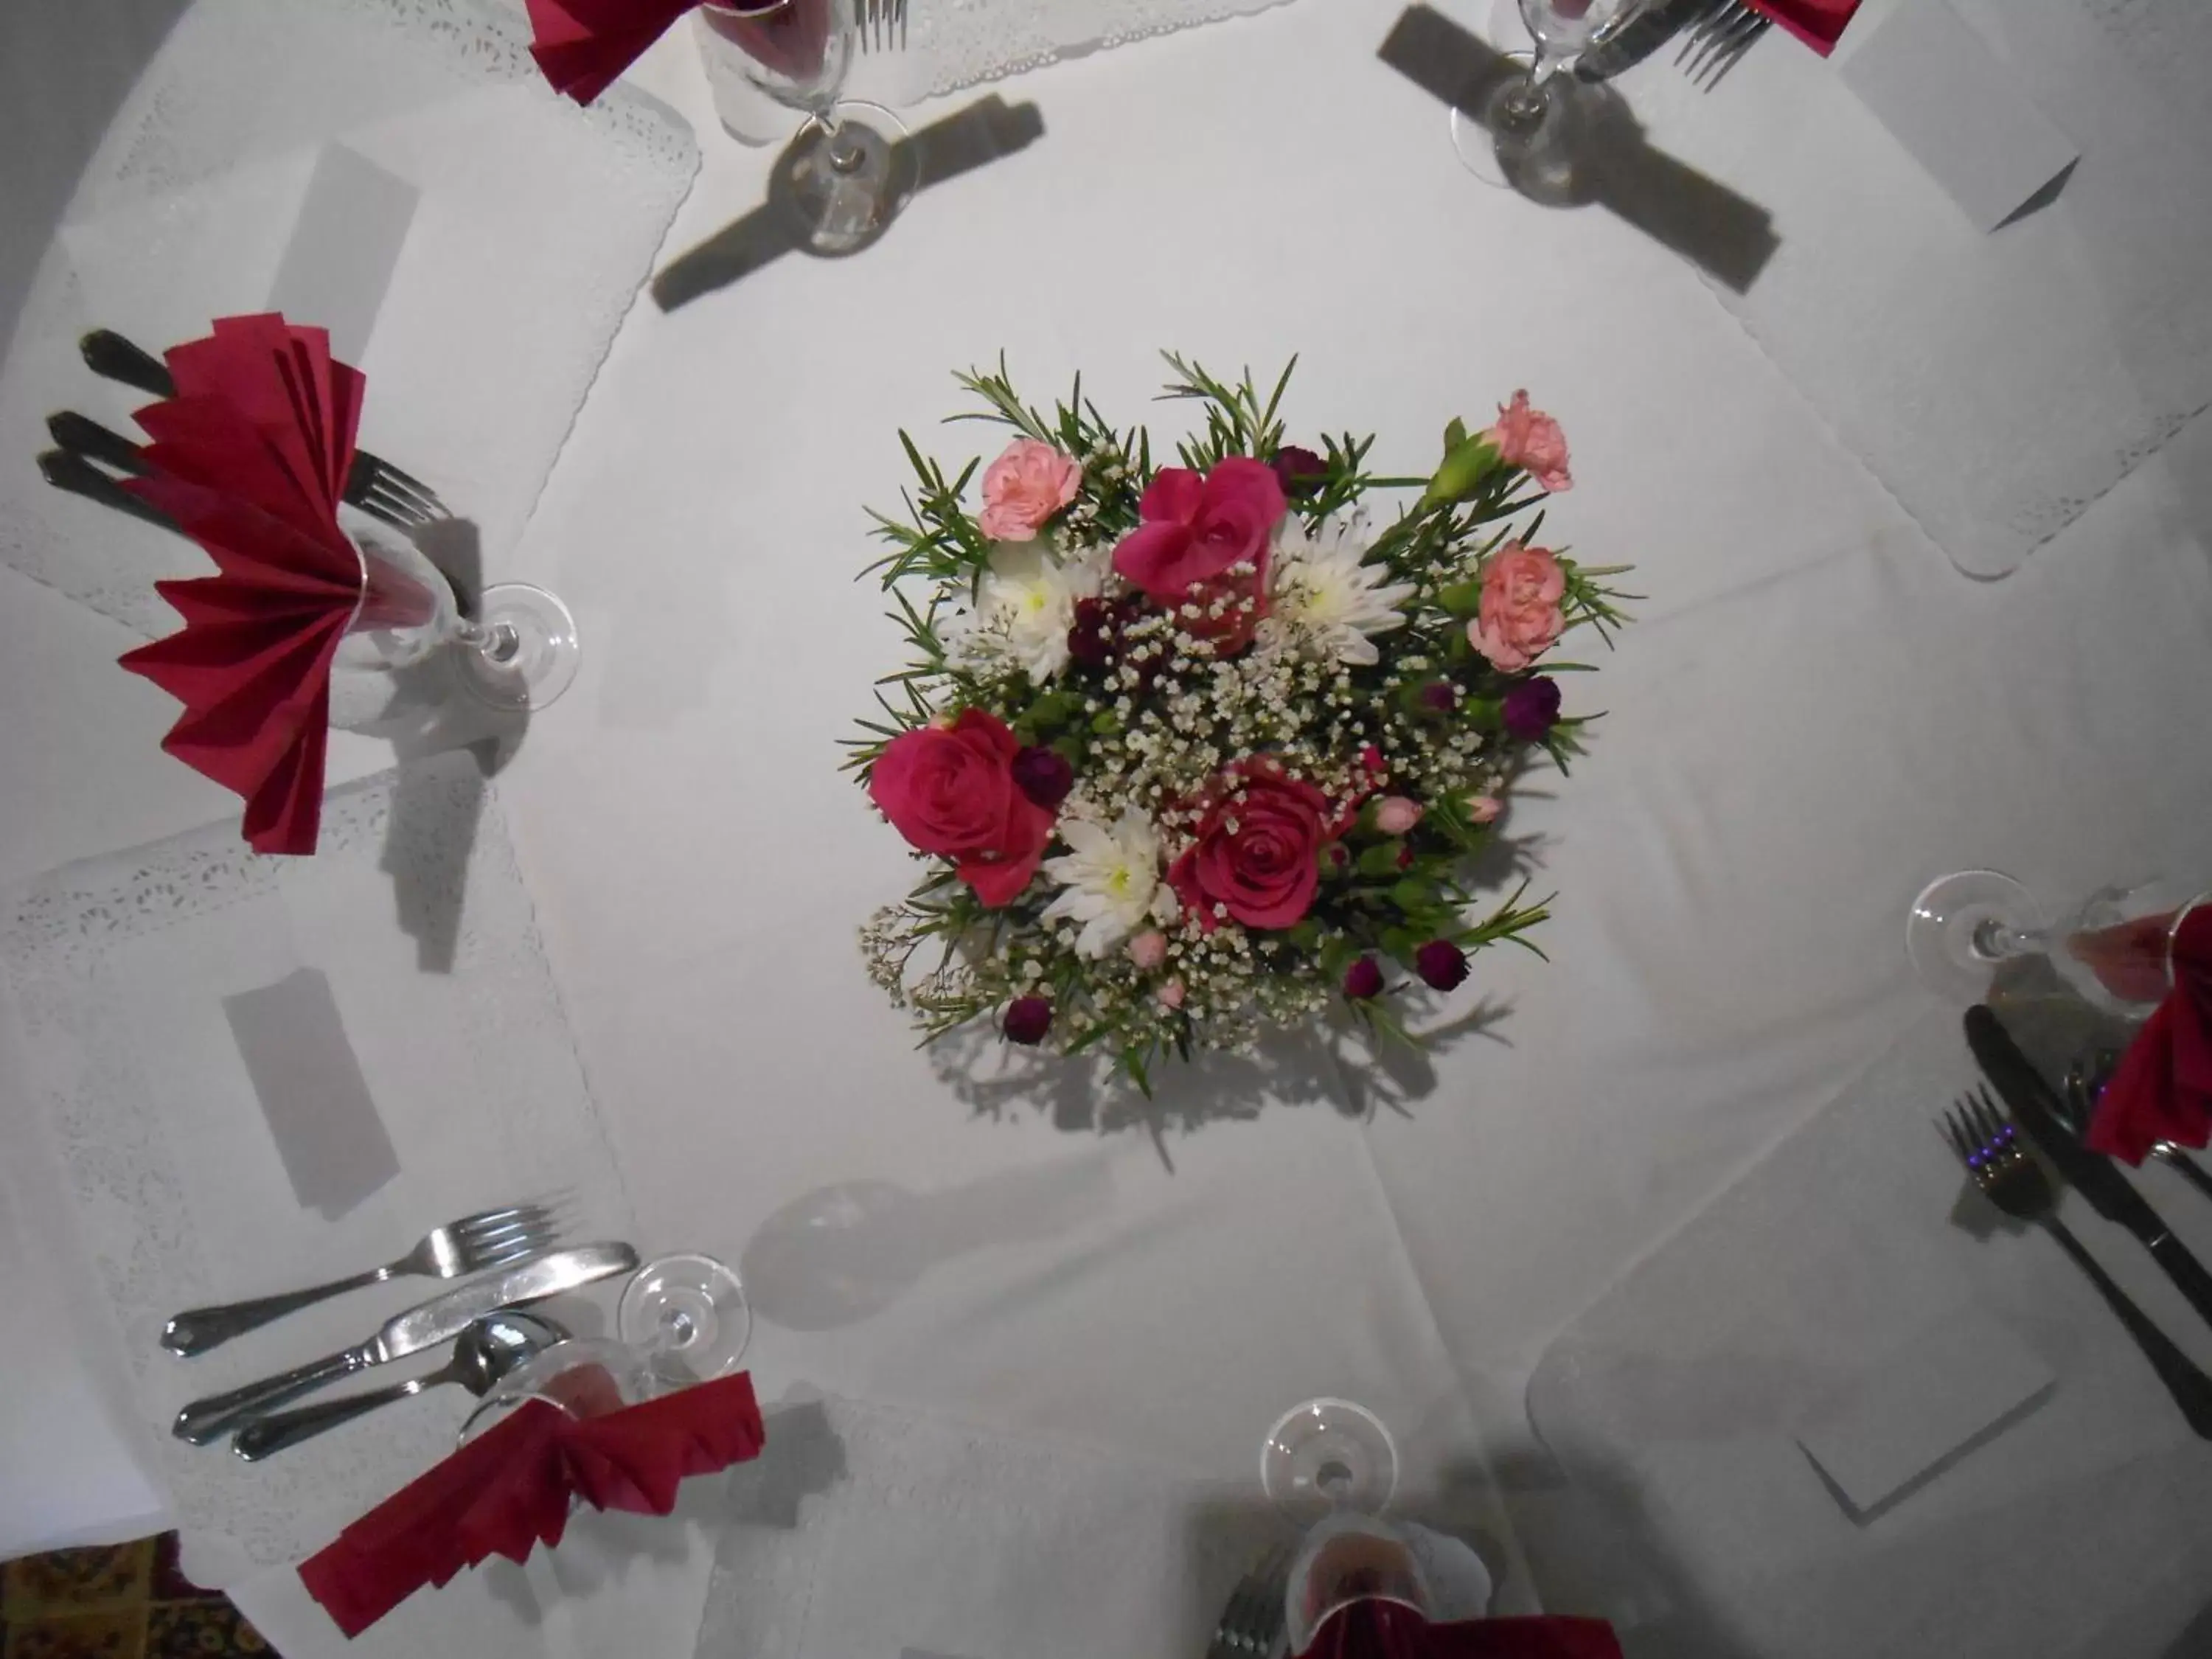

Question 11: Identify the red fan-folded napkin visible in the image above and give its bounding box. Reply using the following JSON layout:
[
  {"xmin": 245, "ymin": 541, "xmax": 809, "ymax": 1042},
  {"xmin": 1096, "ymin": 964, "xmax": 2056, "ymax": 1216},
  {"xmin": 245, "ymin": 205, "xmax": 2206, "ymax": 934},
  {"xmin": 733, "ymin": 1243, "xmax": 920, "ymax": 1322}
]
[
  {"xmin": 117, "ymin": 313, "xmax": 369, "ymax": 855},
  {"xmin": 1742, "ymin": 0, "xmax": 1860, "ymax": 56},
  {"xmin": 2087, "ymin": 907, "xmax": 2212, "ymax": 1165},
  {"xmin": 1300, "ymin": 1599, "xmax": 1624, "ymax": 1659},
  {"xmin": 525, "ymin": 0, "xmax": 703, "ymax": 104},
  {"xmin": 299, "ymin": 1369, "xmax": 765, "ymax": 1638}
]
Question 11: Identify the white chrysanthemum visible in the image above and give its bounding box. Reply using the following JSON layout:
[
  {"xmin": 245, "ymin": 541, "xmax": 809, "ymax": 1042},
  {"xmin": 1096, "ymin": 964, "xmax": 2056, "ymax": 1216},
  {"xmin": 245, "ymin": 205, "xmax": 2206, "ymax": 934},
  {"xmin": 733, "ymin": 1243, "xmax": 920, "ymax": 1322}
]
[
  {"xmin": 1259, "ymin": 512, "xmax": 1417, "ymax": 667},
  {"xmin": 966, "ymin": 540, "xmax": 1107, "ymax": 681},
  {"xmin": 1040, "ymin": 809, "xmax": 1180, "ymax": 957}
]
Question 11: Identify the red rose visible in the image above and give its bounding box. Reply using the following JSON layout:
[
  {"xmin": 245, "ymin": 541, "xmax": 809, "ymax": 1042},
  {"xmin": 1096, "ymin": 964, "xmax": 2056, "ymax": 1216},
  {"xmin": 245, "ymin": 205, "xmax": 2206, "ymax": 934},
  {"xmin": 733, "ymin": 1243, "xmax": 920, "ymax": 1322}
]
[
  {"xmin": 869, "ymin": 709, "xmax": 1054, "ymax": 906},
  {"xmin": 1112, "ymin": 459, "xmax": 1285, "ymax": 650},
  {"xmin": 1167, "ymin": 763, "xmax": 1335, "ymax": 931}
]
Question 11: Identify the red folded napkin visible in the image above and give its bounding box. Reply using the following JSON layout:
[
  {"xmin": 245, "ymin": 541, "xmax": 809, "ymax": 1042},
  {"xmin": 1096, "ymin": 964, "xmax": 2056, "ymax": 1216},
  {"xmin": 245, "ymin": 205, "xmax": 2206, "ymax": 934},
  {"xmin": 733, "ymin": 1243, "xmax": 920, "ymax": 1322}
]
[
  {"xmin": 525, "ymin": 0, "xmax": 703, "ymax": 104},
  {"xmin": 2086, "ymin": 906, "xmax": 2212, "ymax": 1165},
  {"xmin": 1300, "ymin": 1599, "xmax": 1624, "ymax": 1659},
  {"xmin": 117, "ymin": 313, "xmax": 380, "ymax": 856},
  {"xmin": 1742, "ymin": 0, "xmax": 1860, "ymax": 56},
  {"xmin": 299, "ymin": 1368, "xmax": 765, "ymax": 1638}
]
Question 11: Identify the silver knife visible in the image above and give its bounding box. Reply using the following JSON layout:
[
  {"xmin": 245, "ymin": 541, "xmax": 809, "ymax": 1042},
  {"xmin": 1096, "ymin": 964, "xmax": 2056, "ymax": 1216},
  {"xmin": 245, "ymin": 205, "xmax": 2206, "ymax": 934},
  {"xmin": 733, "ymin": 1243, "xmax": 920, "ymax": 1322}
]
[{"xmin": 173, "ymin": 1242, "xmax": 636, "ymax": 1446}]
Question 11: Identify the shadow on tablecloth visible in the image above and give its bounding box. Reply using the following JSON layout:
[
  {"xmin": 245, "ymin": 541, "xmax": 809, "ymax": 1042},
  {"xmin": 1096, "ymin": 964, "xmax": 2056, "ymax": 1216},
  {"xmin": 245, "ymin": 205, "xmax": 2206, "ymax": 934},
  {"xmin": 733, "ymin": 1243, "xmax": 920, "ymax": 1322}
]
[{"xmin": 1378, "ymin": 5, "xmax": 1780, "ymax": 295}]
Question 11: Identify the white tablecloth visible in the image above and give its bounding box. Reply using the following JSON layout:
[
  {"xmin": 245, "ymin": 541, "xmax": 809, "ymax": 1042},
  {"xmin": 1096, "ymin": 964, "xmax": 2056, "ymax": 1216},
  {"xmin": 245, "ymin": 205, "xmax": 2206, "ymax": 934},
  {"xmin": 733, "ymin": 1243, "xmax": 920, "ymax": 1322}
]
[{"xmin": 3, "ymin": 1, "xmax": 2211, "ymax": 1655}]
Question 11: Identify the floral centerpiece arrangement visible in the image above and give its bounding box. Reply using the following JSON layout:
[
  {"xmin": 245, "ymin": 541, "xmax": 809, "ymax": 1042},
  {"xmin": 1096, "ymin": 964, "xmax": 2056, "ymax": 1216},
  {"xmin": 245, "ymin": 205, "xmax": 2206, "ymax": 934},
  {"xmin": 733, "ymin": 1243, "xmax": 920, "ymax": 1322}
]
[{"xmin": 851, "ymin": 355, "xmax": 1632, "ymax": 1090}]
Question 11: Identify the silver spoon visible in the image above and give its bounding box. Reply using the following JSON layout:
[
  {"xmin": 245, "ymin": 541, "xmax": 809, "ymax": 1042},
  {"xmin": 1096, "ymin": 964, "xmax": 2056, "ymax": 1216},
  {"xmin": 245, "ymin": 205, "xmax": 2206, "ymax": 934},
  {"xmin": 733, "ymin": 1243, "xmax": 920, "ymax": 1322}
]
[{"xmin": 231, "ymin": 1310, "xmax": 565, "ymax": 1461}]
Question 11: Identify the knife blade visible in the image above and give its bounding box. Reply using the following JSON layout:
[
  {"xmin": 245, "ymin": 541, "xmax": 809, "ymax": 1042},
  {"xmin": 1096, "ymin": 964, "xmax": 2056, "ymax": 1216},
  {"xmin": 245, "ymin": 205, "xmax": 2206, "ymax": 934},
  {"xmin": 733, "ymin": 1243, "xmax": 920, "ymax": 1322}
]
[
  {"xmin": 173, "ymin": 1241, "xmax": 636, "ymax": 1446},
  {"xmin": 1966, "ymin": 1005, "xmax": 2212, "ymax": 1333}
]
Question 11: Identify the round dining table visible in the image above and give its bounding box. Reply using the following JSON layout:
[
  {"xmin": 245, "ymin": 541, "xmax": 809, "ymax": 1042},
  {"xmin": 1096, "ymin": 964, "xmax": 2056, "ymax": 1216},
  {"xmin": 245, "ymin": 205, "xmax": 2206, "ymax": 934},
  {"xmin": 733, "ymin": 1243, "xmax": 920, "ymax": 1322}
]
[{"xmin": 3, "ymin": 1, "xmax": 2210, "ymax": 1655}]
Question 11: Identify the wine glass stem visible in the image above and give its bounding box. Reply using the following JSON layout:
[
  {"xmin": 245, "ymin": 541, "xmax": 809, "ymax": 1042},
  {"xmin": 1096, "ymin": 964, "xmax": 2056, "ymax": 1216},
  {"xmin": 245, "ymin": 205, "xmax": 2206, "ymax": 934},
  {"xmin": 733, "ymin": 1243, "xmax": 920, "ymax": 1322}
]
[
  {"xmin": 1499, "ymin": 44, "xmax": 1568, "ymax": 131},
  {"xmin": 456, "ymin": 618, "xmax": 519, "ymax": 665},
  {"xmin": 1975, "ymin": 920, "xmax": 2039, "ymax": 960},
  {"xmin": 814, "ymin": 108, "xmax": 866, "ymax": 175}
]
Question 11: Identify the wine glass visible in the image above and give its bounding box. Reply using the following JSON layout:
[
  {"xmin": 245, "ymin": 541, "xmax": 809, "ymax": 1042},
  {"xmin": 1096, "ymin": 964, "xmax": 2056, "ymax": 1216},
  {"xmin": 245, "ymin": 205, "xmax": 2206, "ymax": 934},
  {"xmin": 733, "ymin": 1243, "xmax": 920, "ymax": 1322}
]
[
  {"xmin": 457, "ymin": 1253, "xmax": 752, "ymax": 1444},
  {"xmin": 338, "ymin": 522, "xmax": 580, "ymax": 712},
  {"xmin": 617, "ymin": 1251, "xmax": 753, "ymax": 1387},
  {"xmin": 1262, "ymin": 1398, "xmax": 1400, "ymax": 1523},
  {"xmin": 697, "ymin": 0, "xmax": 915, "ymax": 255},
  {"xmin": 1907, "ymin": 870, "xmax": 2209, "ymax": 1009},
  {"xmin": 1451, "ymin": 0, "xmax": 1652, "ymax": 190},
  {"xmin": 1261, "ymin": 1400, "xmax": 1433, "ymax": 1652}
]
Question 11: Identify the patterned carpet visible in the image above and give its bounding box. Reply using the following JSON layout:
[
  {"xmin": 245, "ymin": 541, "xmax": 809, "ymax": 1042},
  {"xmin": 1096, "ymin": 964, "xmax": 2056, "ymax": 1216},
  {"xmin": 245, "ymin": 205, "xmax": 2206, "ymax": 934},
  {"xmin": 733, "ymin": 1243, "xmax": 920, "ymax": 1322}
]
[{"xmin": 0, "ymin": 1536, "xmax": 265, "ymax": 1659}]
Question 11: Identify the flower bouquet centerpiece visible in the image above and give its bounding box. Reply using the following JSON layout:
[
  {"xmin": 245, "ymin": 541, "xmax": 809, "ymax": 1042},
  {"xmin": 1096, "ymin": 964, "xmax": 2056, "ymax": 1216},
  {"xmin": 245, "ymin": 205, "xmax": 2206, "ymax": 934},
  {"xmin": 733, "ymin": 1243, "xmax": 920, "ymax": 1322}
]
[{"xmin": 851, "ymin": 356, "xmax": 1632, "ymax": 1090}]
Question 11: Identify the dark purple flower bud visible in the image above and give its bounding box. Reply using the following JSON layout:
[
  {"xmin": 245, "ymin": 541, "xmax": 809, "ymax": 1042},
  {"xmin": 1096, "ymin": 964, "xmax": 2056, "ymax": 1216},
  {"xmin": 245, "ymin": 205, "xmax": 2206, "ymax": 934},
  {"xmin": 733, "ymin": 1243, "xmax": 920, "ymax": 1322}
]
[
  {"xmin": 1418, "ymin": 680, "xmax": 1459, "ymax": 714},
  {"xmin": 1067, "ymin": 597, "xmax": 1116, "ymax": 667},
  {"xmin": 1012, "ymin": 745, "xmax": 1074, "ymax": 809},
  {"xmin": 1502, "ymin": 676, "xmax": 1562, "ymax": 742},
  {"xmin": 1003, "ymin": 996, "xmax": 1053, "ymax": 1045},
  {"xmin": 1343, "ymin": 956, "xmax": 1385, "ymax": 1001},
  {"xmin": 1270, "ymin": 445, "xmax": 1328, "ymax": 498},
  {"xmin": 1415, "ymin": 940, "xmax": 1470, "ymax": 992}
]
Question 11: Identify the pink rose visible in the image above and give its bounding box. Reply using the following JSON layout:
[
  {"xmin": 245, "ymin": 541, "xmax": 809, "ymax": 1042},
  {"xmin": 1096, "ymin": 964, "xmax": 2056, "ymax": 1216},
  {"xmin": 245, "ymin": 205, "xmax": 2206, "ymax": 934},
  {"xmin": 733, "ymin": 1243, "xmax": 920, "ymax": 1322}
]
[
  {"xmin": 1471, "ymin": 541, "xmax": 1566, "ymax": 672},
  {"xmin": 1166, "ymin": 762, "xmax": 1335, "ymax": 932},
  {"xmin": 868, "ymin": 709, "xmax": 1055, "ymax": 907},
  {"xmin": 1111, "ymin": 458, "xmax": 1286, "ymax": 611},
  {"xmin": 1374, "ymin": 796, "xmax": 1422, "ymax": 835},
  {"xmin": 1156, "ymin": 979, "xmax": 1187, "ymax": 1009},
  {"xmin": 1467, "ymin": 794, "xmax": 1503, "ymax": 824},
  {"xmin": 1486, "ymin": 391, "xmax": 1572, "ymax": 494},
  {"xmin": 1127, "ymin": 929, "xmax": 1169, "ymax": 970},
  {"xmin": 978, "ymin": 439, "xmax": 1081, "ymax": 542}
]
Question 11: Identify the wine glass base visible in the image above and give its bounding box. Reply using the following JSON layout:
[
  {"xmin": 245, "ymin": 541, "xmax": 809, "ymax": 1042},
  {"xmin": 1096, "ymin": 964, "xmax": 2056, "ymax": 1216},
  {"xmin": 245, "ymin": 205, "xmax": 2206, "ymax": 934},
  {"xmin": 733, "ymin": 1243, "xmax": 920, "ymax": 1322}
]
[
  {"xmin": 619, "ymin": 1253, "xmax": 753, "ymax": 1385},
  {"xmin": 778, "ymin": 102, "xmax": 916, "ymax": 257},
  {"xmin": 1262, "ymin": 1399, "xmax": 1399, "ymax": 1524},
  {"xmin": 459, "ymin": 583, "xmax": 580, "ymax": 712},
  {"xmin": 1907, "ymin": 869, "xmax": 2048, "ymax": 1004},
  {"xmin": 1450, "ymin": 55, "xmax": 1559, "ymax": 191}
]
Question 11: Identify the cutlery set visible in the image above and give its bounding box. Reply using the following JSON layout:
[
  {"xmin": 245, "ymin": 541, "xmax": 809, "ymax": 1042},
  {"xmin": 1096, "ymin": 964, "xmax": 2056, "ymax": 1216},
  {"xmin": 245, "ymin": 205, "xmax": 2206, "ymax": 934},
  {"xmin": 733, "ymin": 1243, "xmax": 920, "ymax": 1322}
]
[
  {"xmin": 1953, "ymin": 1006, "xmax": 2212, "ymax": 1440},
  {"xmin": 40, "ymin": 328, "xmax": 448, "ymax": 535},
  {"xmin": 165, "ymin": 1197, "xmax": 636, "ymax": 1461}
]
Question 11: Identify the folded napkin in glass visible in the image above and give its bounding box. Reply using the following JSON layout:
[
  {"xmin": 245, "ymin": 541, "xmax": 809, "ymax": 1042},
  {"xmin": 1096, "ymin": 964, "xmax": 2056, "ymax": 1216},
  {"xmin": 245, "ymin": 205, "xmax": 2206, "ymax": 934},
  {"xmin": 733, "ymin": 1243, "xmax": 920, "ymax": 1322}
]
[
  {"xmin": 116, "ymin": 313, "xmax": 372, "ymax": 854},
  {"xmin": 1297, "ymin": 1600, "xmax": 1624, "ymax": 1658},
  {"xmin": 2087, "ymin": 905, "xmax": 2212, "ymax": 1165},
  {"xmin": 299, "ymin": 1371, "xmax": 766, "ymax": 1636},
  {"xmin": 1745, "ymin": 0, "xmax": 1860, "ymax": 56}
]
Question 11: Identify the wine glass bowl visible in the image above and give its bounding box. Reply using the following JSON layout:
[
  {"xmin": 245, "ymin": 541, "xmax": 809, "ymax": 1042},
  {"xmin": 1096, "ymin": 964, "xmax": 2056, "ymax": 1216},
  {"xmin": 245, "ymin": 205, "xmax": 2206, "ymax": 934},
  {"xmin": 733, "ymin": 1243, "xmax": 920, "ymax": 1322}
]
[{"xmin": 340, "ymin": 526, "xmax": 580, "ymax": 712}]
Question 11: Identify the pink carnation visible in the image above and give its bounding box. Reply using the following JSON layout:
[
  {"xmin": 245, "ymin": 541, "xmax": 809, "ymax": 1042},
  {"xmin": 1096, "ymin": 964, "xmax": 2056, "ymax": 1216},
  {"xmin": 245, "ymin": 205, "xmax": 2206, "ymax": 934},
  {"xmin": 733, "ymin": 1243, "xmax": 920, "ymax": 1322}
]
[
  {"xmin": 1470, "ymin": 541, "xmax": 1566, "ymax": 672},
  {"xmin": 1486, "ymin": 391, "xmax": 1571, "ymax": 493},
  {"xmin": 978, "ymin": 439, "xmax": 1081, "ymax": 542}
]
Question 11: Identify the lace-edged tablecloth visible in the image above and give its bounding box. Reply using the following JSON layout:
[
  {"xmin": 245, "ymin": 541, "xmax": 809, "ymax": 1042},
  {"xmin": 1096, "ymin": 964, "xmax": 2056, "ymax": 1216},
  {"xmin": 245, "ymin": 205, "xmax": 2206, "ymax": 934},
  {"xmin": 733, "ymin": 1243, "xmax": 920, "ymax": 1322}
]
[
  {"xmin": 0, "ymin": 0, "xmax": 698, "ymax": 639},
  {"xmin": 0, "ymin": 754, "xmax": 633, "ymax": 1587}
]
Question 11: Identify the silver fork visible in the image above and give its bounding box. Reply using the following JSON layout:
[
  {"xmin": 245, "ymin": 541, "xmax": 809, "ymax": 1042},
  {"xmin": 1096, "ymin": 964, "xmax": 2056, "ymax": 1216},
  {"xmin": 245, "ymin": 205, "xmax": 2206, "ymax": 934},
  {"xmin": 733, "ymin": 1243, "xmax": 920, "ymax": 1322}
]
[
  {"xmin": 1677, "ymin": 0, "xmax": 1768, "ymax": 88},
  {"xmin": 1944, "ymin": 1088, "xmax": 2212, "ymax": 1439},
  {"xmin": 161, "ymin": 1198, "xmax": 568, "ymax": 1357},
  {"xmin": 856, "ymin": 0, "xmax": 907, "ymax": 55},
  {"xmin": 1206, "ymin": 1545, "xmax": 1292, "ymax": 1659}
]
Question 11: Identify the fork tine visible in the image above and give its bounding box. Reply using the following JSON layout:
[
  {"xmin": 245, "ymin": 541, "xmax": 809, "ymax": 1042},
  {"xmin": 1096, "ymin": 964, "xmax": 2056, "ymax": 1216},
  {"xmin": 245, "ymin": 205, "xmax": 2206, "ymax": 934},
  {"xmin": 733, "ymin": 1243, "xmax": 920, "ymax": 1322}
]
[
  {"xmin": 364, "ymin": 456, "xmax": 442, "ymax": 504},
  {"xmin": 366, "ymin": 470, "xmax": 445, "ymax": 517},
  {"xmin": 1972, "ymin": 1083, "xmax": 2009, "ymax": 1145},
  {"xmin": 1940, "ymin": 1106, "xmax": 1972, "ymax": 1166}
]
